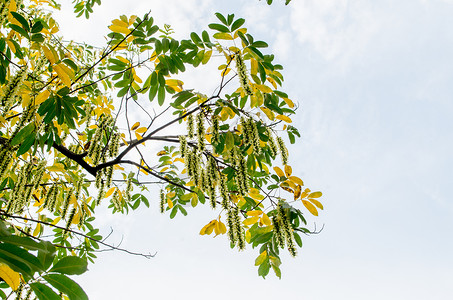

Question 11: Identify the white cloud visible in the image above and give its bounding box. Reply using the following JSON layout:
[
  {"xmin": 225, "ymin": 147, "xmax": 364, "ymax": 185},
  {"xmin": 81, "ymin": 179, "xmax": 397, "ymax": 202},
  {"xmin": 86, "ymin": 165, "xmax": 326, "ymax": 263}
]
[{"xmin": 289, "ymin": 1, "xmax": 381, "ymax": 65}]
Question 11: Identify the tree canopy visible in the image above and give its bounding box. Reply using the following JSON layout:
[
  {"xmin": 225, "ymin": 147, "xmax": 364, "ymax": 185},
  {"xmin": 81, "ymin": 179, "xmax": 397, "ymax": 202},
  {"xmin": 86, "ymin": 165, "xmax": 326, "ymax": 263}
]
[{"xmin": 0, "ymin": 0, "xmax": 323, "ymax": 298}]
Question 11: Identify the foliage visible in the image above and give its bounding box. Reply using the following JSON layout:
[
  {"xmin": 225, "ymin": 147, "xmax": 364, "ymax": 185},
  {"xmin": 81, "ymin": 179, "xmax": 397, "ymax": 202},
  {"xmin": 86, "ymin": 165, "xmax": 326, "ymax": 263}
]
[{"xmin": 0, "ymin": 0, "xmax": 322, "ymax": 298}]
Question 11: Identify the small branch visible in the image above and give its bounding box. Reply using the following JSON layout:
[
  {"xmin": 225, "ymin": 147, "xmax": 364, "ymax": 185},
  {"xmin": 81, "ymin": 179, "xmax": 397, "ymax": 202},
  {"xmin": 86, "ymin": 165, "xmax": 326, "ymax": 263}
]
[{"xmin": 0, "ymin": 210, "xmax": 156, "ymax": 259}]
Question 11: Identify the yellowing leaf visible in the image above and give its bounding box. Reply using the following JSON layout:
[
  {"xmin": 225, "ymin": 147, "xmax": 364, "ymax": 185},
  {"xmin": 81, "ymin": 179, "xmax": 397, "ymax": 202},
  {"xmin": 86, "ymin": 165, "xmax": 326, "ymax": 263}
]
[
  {"xmin": 276, "ymin": 115, "xmax": 292, "ymax": 123},
  {"xmin": 255, "ymin": 84, "xmax": 273, "ymax": 93},
  {"xmin": 308, "ymin": 198, "xmax": 324, "ymax": 210},
  {"xmin": 284, "ymin": 165, "xmax": 292, "ymax": 177},
  {"xmin": 0, "ymin": 263, "xmax": 20, "ymax": 290},
  {"xmin": 289, "ymin": 176, "xmax": 304, "ymax": 186},
  {"xmin": 273, "ymin": 166, "xmax": 285, "ymax": 178},
  {"xmin": 47, "ymin": 163, "xmax": 65, "ymax": 172},
  {"xmin": 255, "ymin": 250, "xmax": 267, "ymax": 266},
  {"xmin": 243, "ymin": 216, "xmax": 260, "ymax": 226},
  {"xmin": 213, "ymin": 32, "xmax": 233, "ymax": 40},
  {"xmin": 108, "ymin": 25, "xmax": 131, "ymax": 35},
  {"xmin": 245, "ymin": 229, "xmax": 252, "ymax": 243},
  {"xmin": 156, "ymin": 150, "xmax": 166, "ymax": 156},
  {"xmin": 260, "ymin": 107, "xmax": 275, "ymax": 120},
  {"xmin": 302, "ymin": 200, "xmax": 318, "ymax": 216},
  {"xmin": 294, "ymin": 185, "xmax": 302, "ymax": 200},
  {"xmin": 135, "ymin": 127, "xmax": 147, "ymax": 134},
  {"xmin": 308, "ymin": 191, "xmax": 322, "ymax": 198},
  {"xmin": 283, "ymin": 97, "xmax": 295, "ymax": 108},
  {"xmin": 131, "ymin": 122, "xmax": 140, "ymax": 130},
  {"xmin": 167, "ymin": 191, "xmax": 176, "ymax": 198}
]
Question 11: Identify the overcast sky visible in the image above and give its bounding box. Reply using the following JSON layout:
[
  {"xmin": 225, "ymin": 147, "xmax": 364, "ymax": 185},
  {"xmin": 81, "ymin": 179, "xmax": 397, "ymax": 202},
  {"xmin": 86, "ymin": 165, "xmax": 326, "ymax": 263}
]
[{"xmin": 53, "ymin": 1, "xmax": 453, "ymax": 299}]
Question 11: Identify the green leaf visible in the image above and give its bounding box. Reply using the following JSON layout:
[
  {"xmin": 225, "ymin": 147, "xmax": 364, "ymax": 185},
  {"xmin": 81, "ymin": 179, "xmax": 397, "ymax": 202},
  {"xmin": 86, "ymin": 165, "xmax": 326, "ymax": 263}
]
[
  {"xmin": 225, "ymin": 131, "xmax": 234, "ymax": 151},
  {"xmin": 8, "ymin": 24, "xmax": 29, "ymax": 39},
  {"xmin": 11, "ymin": 123, "xmax": 35, "ymax": 147},
  {"xmin": 231, "ymin": 18, "xmax": 245, "ymax": 32},
  {"xmin": 16, "ymin": 134, "xmax": 35, "ymax": 156},
  {"xmin": 251, "ymin": 41, "xmax": 268, "ymax": 48},
  {"xmin": 37, "ymin": 241, "xmax": 56, "ymax": 270},
  {"xmin": 49, "ymin": 256, "xmax": 88, "ymax": 275},
  {"xmin": 169, "ymin": 206, "xmax": 178, "ymax": 219},
  {"xmin": 44, "ymin": 274, "xmax": 88, "ymax": 300},
  {"xmin": 271, "ymin": 264, "xmax": 281, "ymax": 279},
  {"xmin": 293, "ymin": 232, "xmax": 303, "ymax": 248},
  {"xmin": 11, "ymin": 12, "xmax": 30, "ymax": 32},
  {"xmin": 0, "ymin": 241, "xmax": 44, "ymax": 274},
  {"xmin": 214, "ymin": 13, "xmax": 228, "ymax": 25},
  {"xmin": 258, "ymin": 259, "xmax": 270, "ymax": 278},
  {"xmin": 0, "ymin": 236, "xmax": 44, "ymax": 251},
  {"xmin": 31, "ymin": 21, "xmax": 44, "ymax": 33},
  {"xmin": 157, "ymin": 85, "xmax": 165, "ymax": 106},
  {"xmin": 208, "ymin": 23, "xmax": 230, "ymax": 33},
  {"xmin": 30, "ymin": 283, "xmax": 61, "ymax": 300}
]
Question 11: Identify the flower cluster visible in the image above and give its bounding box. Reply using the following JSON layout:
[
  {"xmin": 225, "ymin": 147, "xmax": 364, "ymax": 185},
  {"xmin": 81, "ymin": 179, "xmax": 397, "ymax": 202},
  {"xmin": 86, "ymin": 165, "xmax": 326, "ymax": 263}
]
[
  {"xmin": 0, "ymin": 67, "xmax": 27, "ymax": 111},
  {"xmin": 235, "ymin": 53, "xmax": 252, "ymax": 96},
  {"xmin": 273, "ymin": 201, "xmax": 297, "ymax": 256},
  {"xmin": 277, "ymin": 136, "xmax": 288, "ymax": 165}
]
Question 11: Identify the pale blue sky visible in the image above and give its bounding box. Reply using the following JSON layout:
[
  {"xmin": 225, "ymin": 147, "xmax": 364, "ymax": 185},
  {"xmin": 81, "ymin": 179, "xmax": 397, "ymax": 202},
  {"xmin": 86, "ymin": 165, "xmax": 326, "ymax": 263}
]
[{"xmin": 54, "ymin": 0, "xmax": 453, "ymax": 299}]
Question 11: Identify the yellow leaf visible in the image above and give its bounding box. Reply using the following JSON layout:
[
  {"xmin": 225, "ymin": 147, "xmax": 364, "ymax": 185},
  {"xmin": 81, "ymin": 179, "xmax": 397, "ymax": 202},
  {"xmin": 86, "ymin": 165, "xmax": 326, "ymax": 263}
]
[
  {"xmin": 308, "ymin": 198, "xmax": 324, "ymax": 210},
  {"xmin": 108, "ymin": 25, "xmax": 131, "ymax": 35},
  {"xmin": 246, "ymin": 210, "xmax": 263, "ymax": 217},
  {"xmin": 200, "ymin": 220, "xmax": 216, "ymax": 235},
  {"xmin": 174, "ymin": 157, "xmax": 185, "ymax": 163},
  {"xmin": 243, "ymin": 216, "xmax": 260, "ymax": 226},
  {"xmin": 284, "ymin": 165, "xmax": 292, "ymax": 177},
  {"xmin": 0, "ymin": 263, "xmax": 20, "ymax": 290},
  {"xmin": 33, "ymin": 222, "xmax": 41, "ymax": 236},
  {"xmin": 42, "ymin": 45, "xmax": 56, "ymax": 64},
  {"xmin": 218, "ymin": 220, "xmax": 227, "ymax": 234},
  {"xmin": 167, "ymin": 198, "xmax": 174, "ymax": 209},
  {"xmin": 135, "ymin": 132, "xmax": 142, "ymax": 140},
  {"xmin": 273, "ymin": 166, "xmax": 285, "ymax": 178},
  {"xmin": 35, "ymin": 90, "xmax": 50, "ymax": 105},
  {"xmin": 302, "ymin": 200, "xmax": 318, "ymax": 216},
  {"xmin": 255, "ymin": 84, "xmax": 273, "ymax": 94},
  {"xmin": 131, "ymin": 122, "xmax": 140, "ymax": 130},
  {"xmin": 105, "ymin": 187, "xmax": 116, "ymax": 198},
  {"xmin": 54, "ymin": 64, "xmax": 71, "ymax": 86},
  {"xmin": 112, "ymin": 19, "xmax": 129, "ymax": 28},
  {"xmin": 276, "ymin": 115, "xmax": 292, "ymax": 123},
  {"xmin": 261, "ymin": 213, "xmax": 271, "ymax": 226},
  {"xmin": 255, "ymin": 250, "xmax": 267, "ymax": 266},
  {"xmin": 289, "ymin": 176, "xmax": 304, "ymax": 186},
  {"xmin": 308, "ymin": 191, "xmax": 322, "ymax": 198},
  {"xmin": 135, "ymin": 126, "xmax": 147, "ymax": 134},
  {"xmin": 52, "ymin": 216, "xmax": 61, "ymax": 225}
]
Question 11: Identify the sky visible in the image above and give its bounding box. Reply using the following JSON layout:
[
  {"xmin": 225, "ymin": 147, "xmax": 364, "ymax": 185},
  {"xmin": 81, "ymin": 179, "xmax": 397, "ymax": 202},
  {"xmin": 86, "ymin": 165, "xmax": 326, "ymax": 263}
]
[{"xmin": 52, "ymin": 0, "xmax": 453, "ymax": 299}]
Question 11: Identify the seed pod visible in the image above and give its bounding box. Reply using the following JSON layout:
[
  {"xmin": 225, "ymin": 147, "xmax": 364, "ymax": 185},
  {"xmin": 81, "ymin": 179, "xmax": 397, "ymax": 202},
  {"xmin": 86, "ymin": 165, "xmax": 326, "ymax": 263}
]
[{"xmin": 160, "ymin": 190, "xmax": 165, "ymax": 213}]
